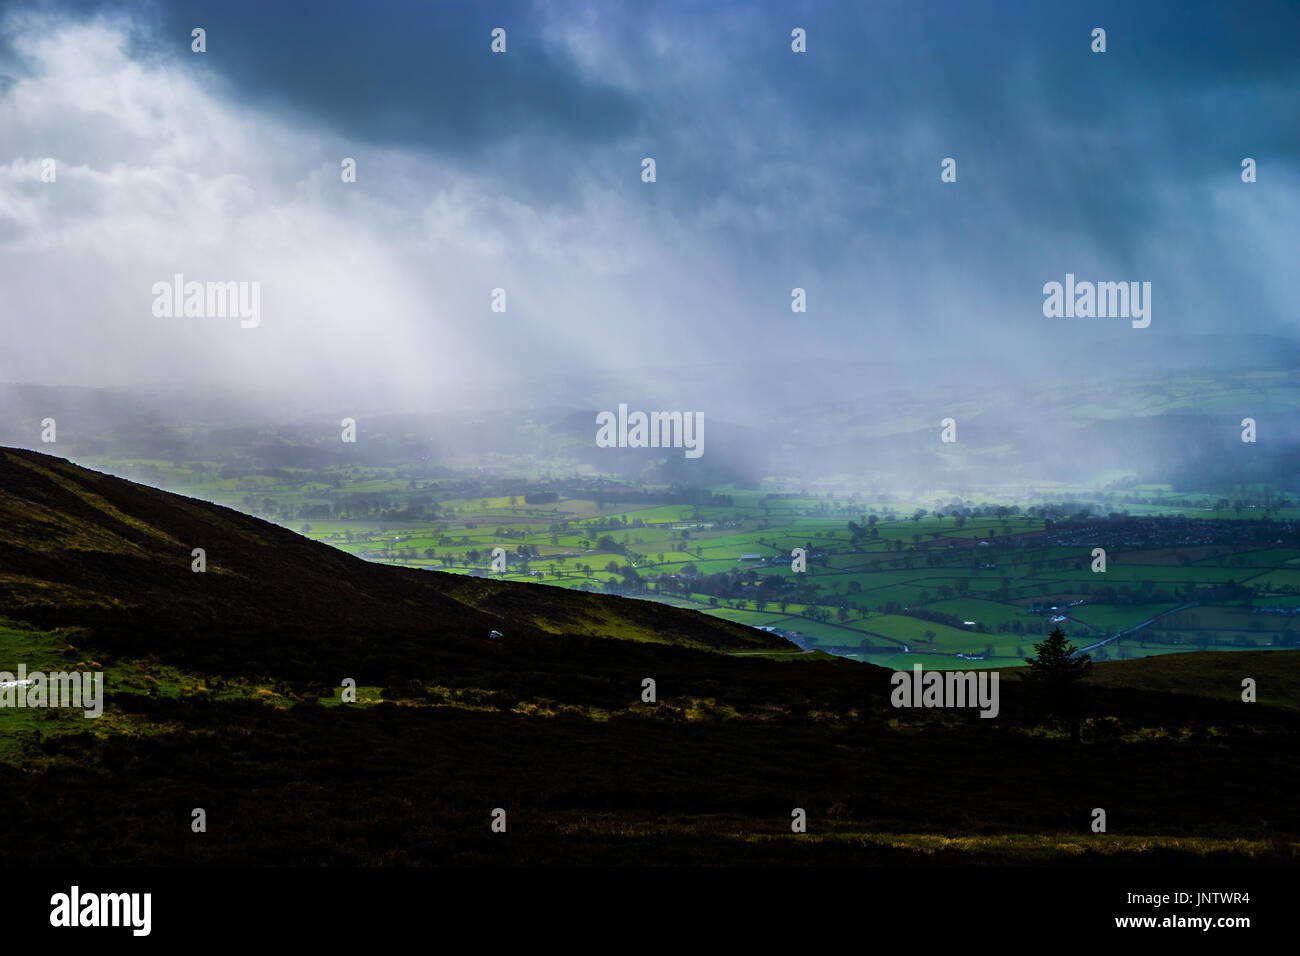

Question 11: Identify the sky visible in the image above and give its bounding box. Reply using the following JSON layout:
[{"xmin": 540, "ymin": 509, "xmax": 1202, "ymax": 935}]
[{"xmin": 0, "ymin": 0, "xmax": 1296, "ymax": 411}]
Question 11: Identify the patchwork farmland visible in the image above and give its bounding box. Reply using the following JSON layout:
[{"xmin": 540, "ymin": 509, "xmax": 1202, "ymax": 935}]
[{"xmin": 94, "ymin": 458, "xmax": 1300, "ymax": 670}]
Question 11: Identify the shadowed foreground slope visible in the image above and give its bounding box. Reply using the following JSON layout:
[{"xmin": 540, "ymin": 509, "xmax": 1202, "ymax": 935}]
[
  {"xmin": 0, "ymin": 447, "xmax": 789, "ymax": 675},
  {"xmin": 0, "ymin": 447, "xmax": 1297, "ymax": 866}
]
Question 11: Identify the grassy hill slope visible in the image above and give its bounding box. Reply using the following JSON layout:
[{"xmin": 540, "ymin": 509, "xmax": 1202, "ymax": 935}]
[
  {"xmin": 0, "ymin": 447, "xmax": 1297, "ymax": 866},
  {"xmin": 0, "ymin": 447, "xmax": 790, "ymax": 675}
]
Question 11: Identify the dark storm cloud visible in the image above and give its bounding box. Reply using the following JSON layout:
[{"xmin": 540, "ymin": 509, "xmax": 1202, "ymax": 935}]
[
  {"xmin": 7, "ymin": 0, "xmax": 1295, "ymax": 237},
  {"xmin": 0, "ymin": 0, "xmax": 1296, "ymax": 397},
  {"xmin": 0, "ymin": 0, "xmax": 642, "ymax": 199}
]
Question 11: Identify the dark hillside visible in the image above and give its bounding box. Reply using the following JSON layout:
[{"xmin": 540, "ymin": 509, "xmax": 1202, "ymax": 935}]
[
  {"xmin": 0, "ymin": 447, "xmax": 790, "ymax": 679},
  {"xmin": 0, "ymin": 447, "xmax": 1297, "ymax": 865}
]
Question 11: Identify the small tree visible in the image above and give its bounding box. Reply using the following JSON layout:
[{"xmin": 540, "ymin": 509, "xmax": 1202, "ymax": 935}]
[{"xmin": 1023, "ymin": 626, "xmax": 1093, "ymax": 743}]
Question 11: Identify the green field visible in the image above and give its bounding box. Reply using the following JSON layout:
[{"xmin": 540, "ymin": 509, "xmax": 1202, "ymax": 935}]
[{"xmin": 71, "ymin": 453, "xmax": 1300, "ymax": 671}]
